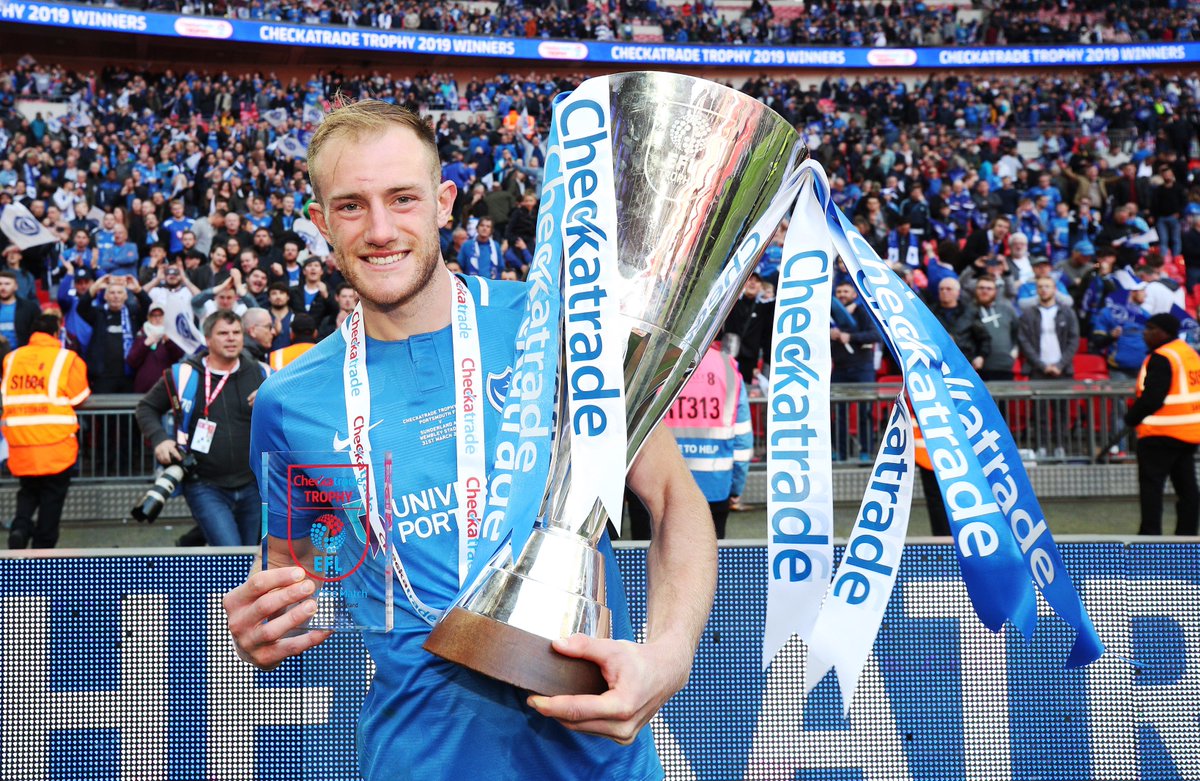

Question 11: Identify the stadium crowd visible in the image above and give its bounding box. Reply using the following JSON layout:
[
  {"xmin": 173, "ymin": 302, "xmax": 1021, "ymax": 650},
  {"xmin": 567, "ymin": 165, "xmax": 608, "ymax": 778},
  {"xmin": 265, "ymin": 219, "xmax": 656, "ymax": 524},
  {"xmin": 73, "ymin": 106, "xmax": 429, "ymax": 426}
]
[
  {"xmin": 93, "ymin": 0, "xmax": 1199, "ymax": 47},
  {"xmin": 0, "ymin": 59, "xmax": 1198, "ymax": 401}
]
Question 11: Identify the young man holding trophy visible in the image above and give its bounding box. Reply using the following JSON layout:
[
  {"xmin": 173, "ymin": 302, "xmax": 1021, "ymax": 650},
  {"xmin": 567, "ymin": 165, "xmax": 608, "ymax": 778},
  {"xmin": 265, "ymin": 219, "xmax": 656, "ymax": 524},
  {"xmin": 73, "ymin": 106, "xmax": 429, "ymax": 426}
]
[{"xmin": 222, "ymin": 98, "xmax": 719, "ymax": 779}]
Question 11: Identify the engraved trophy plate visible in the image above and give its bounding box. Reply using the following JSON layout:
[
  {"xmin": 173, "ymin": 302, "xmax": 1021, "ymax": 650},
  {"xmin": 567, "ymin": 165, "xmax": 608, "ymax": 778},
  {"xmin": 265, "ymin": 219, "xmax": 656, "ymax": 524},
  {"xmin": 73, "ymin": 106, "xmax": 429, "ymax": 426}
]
[
  {"xmin": 425, "ymin": 72, "xmax": 805, "ymax": 693},
  {"xmin": 261, "ymin": 450, "xmax": 394, "ymax": 632}
]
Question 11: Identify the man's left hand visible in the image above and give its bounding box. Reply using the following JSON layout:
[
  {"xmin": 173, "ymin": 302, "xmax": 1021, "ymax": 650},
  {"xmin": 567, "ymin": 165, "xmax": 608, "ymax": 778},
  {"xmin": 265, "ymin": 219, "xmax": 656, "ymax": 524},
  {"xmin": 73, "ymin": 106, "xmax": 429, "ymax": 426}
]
[{"xmin": 526, "ymin": 634, "xmax": 690, "ymax": 745}]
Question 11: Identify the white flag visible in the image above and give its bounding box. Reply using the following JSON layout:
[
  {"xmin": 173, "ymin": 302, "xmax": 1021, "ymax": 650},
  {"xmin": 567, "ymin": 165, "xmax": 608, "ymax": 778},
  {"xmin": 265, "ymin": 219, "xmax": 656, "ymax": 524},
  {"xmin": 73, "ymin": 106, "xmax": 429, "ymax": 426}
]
[
  {"xmin": 302, "ymin": 104, "xmax": 324, "ymax": 126},
  {"xmin": 293, "ymin": 217, "xmax": 331, "ymax": 258},
  {"xmin": 161, "ymin": 294, "xmax": 206, "ymax": 354},
  {"xmin": 275, "ymin": 135, "xmax": 307, "ymax": 160},
  {"xmin": 1115, "ymin": 266, "xmax": 1141, "ymax": 289},
  {"xmin": 263, "ymin": 108, "xmax": 289, "ymax": 129},
  {"xmin": 0, "ymin": 202, "xmax": 59, "ymax": 250}
]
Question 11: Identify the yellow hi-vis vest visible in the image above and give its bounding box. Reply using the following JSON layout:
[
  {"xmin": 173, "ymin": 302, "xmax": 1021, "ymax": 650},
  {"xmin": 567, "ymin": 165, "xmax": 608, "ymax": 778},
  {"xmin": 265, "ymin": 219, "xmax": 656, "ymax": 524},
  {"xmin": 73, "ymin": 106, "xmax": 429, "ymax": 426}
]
[
  {"xmin": 1136, "ymin": 338, "xmax": 1200, "ymax": 443},
  {"xmin": 1, "ymin": 333, "xmax": 91, "ymax": 476}
]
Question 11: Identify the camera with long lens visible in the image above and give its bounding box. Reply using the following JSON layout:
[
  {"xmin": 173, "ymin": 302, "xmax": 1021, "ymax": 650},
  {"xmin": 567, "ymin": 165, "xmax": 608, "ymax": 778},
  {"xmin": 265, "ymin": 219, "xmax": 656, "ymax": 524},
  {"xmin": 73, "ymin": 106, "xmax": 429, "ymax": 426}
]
[{"xmin": 131, "ymin": 452, "xmax": 198, "ymax": 523}]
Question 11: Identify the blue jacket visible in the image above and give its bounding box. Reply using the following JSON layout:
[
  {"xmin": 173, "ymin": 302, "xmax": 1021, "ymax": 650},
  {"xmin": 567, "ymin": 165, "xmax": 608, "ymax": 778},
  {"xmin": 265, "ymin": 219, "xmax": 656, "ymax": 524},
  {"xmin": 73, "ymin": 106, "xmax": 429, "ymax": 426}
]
[{"xmin": 1092, "ymin": 302, "xmax": 1150, "ymax": 371}]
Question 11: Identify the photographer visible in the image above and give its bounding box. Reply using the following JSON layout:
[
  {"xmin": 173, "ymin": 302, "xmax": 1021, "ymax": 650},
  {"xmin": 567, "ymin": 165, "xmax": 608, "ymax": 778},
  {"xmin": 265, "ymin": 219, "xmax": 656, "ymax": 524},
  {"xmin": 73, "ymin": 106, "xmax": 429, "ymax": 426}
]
[{"xmin": 134, "ymin": 310, "xmax": 267, "ymax": 545}]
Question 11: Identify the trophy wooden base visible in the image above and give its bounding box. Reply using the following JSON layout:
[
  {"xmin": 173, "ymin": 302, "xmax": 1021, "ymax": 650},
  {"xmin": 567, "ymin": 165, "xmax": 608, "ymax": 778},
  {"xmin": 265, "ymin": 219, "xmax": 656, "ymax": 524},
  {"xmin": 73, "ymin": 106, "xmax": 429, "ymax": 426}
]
[{"xmin": 423, "ymin": 607, "xmax": 608, "ymax": 697}]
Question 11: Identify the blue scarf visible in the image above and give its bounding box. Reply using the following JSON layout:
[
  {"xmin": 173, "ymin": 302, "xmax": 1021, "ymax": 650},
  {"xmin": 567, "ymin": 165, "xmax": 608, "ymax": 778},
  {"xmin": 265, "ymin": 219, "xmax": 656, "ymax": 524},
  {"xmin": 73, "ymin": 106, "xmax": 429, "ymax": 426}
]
[{"xmin": 120, "ymin": 305, "xmax": 135, "ymax": 376}]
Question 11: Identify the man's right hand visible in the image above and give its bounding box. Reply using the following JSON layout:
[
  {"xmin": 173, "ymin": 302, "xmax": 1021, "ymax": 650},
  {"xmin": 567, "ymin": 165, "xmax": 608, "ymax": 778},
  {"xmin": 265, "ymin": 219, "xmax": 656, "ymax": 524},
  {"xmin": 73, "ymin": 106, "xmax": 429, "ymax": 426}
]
[
  {"xmin": 154, "ymin": 439, "xmax": 183, "ymax": 465},
  {"xmin": 223, "ymin": 566, "xmax": 331, "ymax": 670}
]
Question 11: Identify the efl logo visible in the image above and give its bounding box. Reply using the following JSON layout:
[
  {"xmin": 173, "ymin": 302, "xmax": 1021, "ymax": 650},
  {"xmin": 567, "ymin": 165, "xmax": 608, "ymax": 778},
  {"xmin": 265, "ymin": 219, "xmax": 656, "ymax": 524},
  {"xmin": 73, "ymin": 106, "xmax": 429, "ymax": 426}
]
[
  {"xmin": 287, "ymin": 463, "xmax": 371, "ymax": 582},
  {"xmin": 309, "ymin": 513, "xmax": 347, "ymax": 577}
]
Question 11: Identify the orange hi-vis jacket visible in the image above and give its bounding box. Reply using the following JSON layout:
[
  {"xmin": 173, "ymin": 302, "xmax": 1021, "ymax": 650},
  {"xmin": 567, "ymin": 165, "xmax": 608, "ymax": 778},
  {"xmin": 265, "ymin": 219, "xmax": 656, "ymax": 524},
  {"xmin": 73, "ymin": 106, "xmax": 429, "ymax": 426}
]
[
  {"xmin": 269, "ymin": 342, "xmax": 315, "ymax": 372},
  {"xmin": 1, "ymin": 333, "xmax": 91, "ymax": 476},
  {"xmin": 1136, "ymin": 338, "xmax": 1200, "ymax": 443}
]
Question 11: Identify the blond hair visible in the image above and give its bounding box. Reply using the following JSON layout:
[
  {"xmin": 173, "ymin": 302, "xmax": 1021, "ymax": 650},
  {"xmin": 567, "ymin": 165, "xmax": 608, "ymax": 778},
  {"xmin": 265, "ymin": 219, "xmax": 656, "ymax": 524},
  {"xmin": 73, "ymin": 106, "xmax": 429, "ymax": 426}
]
[{"xmin": 307, "ymin": 98, "xmax": 439, "ymax": 203}]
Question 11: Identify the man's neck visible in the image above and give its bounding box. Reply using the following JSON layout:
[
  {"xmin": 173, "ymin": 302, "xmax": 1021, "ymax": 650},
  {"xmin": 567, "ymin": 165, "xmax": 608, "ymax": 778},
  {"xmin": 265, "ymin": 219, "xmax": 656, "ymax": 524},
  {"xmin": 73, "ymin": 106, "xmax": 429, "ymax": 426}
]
[
  {"xmin": 271, "ymin": 304, "xmax": 289, "ymax": 317},
  {"xmin": 1039, "ymin": 299, "xmax": 1057, "ymax": 309},
  {"xmin": 205, "ymin": 354, "xmax": 238, "ymax": 373},
  {"xmin": 362, "ymin": 268, "xmax": 452, "ymax": 342},
  {"xmin": 0, "ymin": 294, "xmax": 14, "ymax": 305}
]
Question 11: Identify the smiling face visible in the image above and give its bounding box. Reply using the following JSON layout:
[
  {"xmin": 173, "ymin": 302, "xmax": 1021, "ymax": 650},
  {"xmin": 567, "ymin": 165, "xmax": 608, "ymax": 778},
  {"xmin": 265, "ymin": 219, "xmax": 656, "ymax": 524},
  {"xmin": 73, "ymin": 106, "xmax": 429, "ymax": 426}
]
[{"xmin": 309, "ymin": 125, "xmax": 455, "ymax": 315}]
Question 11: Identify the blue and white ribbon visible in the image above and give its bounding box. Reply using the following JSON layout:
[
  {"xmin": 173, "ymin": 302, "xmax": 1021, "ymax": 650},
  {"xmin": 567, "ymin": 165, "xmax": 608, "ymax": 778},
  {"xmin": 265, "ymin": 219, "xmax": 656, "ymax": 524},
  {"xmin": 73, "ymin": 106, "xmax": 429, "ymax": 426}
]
[
  {"xmin": 553, "ymin": 76, "xmax": 628, "ymax": 534},
  {"xmin": 764, "ymin": 160, "xmax": 1103, "ymax": 707},
  {"xmin": 466, "ymin": 94, "xmax": 569, "ymax": 586},
  {"xmin": 763, "ymin": 183, "xmax": 835, "ymax": 665},
  {"xmin": 803, "ymin": 395, "xmax": 913, "ymax": 711}
]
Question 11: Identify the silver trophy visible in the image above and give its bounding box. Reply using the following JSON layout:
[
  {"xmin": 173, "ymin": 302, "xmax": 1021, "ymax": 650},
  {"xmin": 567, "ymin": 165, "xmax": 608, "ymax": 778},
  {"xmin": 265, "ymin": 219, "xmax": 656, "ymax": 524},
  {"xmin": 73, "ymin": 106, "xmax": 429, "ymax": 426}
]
[{"xmin": 424, "ymin": 72, "xmax": 806, "ymax": 695}]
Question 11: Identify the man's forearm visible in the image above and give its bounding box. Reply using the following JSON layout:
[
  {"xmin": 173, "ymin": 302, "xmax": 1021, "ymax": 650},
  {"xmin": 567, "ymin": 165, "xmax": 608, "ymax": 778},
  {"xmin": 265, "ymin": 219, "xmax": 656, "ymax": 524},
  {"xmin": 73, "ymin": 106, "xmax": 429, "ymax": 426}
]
[
  {"xmin": 644, "ymin": 475, "xmax": 717, "ymax": 661},
  {"xmin": 631, "ymin": 427, "xmax": 717, "ymax": 666}
]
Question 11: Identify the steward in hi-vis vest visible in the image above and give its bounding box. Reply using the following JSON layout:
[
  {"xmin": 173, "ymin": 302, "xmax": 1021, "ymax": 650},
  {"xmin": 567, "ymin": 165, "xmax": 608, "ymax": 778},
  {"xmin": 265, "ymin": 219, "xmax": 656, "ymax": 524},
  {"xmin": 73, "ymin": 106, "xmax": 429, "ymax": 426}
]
[
  {"xmin": 1124, "ymin": 313, "xmax": 1200, "ymax": 535},
  {"xmin": 268, "ymin": 341, "xmax": 315, "ymax": 371},
  {"xmin": 1, "ymin": 313, "xmax": 91, "ymax": 549},
  {"xmin": 627, "ymin": 342, "xmax": 752, "ymax": 540},
  {"xmin": 268, "ymin": 312, "xmax": 318, "ymax": 372}
]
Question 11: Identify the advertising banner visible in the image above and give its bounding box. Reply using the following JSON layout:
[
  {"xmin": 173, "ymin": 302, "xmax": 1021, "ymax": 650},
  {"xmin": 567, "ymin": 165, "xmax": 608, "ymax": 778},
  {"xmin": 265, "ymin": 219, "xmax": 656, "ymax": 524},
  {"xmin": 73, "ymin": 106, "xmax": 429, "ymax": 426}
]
[
  {"xmin": 0, "ymin": 544, "xmax": 1195, "ymax": 780},
  {"xmin": 3, "ymin": 2, "xmax": 1198, "ymax": 69}
]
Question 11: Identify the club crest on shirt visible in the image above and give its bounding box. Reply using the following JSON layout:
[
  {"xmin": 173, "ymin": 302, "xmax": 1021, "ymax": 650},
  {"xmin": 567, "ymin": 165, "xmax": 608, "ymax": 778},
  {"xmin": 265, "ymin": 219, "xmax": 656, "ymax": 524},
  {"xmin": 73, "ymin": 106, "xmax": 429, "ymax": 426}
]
[{"xmin": 486, "ymin": 366, "xmax": 512, "ymax": 413}]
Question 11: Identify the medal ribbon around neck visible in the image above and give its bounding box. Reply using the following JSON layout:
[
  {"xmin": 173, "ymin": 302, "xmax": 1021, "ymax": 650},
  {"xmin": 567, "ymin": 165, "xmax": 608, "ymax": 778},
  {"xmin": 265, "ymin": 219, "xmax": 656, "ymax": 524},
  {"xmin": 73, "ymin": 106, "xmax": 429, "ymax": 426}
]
[{"xmin": 338, "ymin": 271, "xmax": 485, "ymax": 625}]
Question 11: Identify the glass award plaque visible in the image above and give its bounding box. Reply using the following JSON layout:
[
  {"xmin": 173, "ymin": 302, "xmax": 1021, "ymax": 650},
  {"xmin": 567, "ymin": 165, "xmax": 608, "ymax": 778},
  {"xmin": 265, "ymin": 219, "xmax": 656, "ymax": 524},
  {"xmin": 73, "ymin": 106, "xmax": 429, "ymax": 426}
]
[{"xmin": 261, "ymin": 450, "xmax": 393, "ymax": 632}]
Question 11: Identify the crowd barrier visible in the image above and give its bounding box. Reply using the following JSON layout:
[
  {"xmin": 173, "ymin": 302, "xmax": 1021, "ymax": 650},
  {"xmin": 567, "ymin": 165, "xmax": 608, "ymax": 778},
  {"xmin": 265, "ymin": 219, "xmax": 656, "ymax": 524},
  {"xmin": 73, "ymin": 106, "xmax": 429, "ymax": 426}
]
[
  {"xmin": 0, "ymin": 382, "xmax": 1134, "ymax": 485},
  {"xmin": 2, "ymin": 1, "xmax": 1198, "ymax": 68},
  {"xmin": 0, "ymin": 542, "xmax": 1194, "ymax": 780}
]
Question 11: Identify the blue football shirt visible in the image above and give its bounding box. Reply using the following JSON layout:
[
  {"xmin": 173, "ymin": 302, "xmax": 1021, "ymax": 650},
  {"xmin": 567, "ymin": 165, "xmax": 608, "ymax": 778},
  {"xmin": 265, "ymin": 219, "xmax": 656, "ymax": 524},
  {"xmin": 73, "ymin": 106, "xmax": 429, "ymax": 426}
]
[{"xmin": 251, "ymin": 275, "xmax": 662, "ymax": 781}]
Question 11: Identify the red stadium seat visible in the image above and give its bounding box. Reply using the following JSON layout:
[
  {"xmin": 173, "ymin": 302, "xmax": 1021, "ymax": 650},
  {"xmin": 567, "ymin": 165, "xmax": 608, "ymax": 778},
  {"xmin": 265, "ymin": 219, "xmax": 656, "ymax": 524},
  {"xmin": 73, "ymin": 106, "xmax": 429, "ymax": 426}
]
[{"xmin": 1073, "ymin": 353, "xmax": 1109, "ymax": 381}]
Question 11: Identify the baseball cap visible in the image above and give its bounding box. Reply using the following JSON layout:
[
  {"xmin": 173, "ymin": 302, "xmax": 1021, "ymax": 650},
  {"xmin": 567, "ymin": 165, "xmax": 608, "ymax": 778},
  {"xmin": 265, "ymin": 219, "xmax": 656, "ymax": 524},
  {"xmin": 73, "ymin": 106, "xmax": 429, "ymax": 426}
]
[
  {"xmin": 147, "ymin": 302, "xmax": 165, "ymax": 314},
  {"xmin": 1032, "ymin": 255, "xmax": 1052, "ymax": 266},
  {"xmin": 73, "ymin": 267, "xmax": 93, "ymax": 281},
  {"xmin": 1072, "ymin": 240, "xmax": 1095, "ymax": 256}
]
